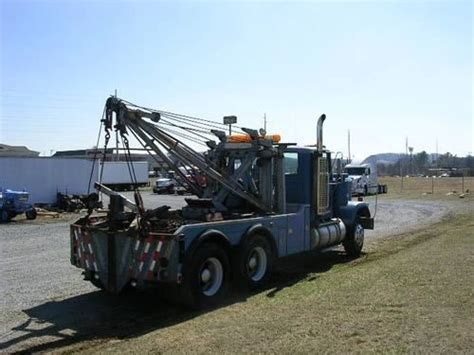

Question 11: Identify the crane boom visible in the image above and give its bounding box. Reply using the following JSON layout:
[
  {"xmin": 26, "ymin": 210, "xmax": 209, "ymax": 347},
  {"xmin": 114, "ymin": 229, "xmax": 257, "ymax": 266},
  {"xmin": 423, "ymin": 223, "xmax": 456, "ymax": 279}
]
[{"xmin": 102, "ymin": 96, "xmax": 285, "ymax": 218}]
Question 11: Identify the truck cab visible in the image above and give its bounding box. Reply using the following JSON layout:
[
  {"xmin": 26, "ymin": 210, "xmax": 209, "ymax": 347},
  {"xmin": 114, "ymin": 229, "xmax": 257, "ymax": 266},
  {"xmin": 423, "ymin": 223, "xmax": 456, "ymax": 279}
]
[
  {"xmin": 344, "ymin": 163, "xmax": 378, "ymax": 196},
  {"xmin": 284, "ymin": 147, "xmax": 372, "ymax": 232}
]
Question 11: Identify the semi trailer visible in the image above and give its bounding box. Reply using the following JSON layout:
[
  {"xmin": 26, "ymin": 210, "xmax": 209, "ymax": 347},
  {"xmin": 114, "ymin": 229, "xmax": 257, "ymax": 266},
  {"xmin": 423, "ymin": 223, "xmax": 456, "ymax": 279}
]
[
  {"xmin": 71, "ymin": 97, "xmax": 374, "ymax": 308},
  {"xmin": 99, "ymin": 161, "xmax": 148, "ymax": 191}
]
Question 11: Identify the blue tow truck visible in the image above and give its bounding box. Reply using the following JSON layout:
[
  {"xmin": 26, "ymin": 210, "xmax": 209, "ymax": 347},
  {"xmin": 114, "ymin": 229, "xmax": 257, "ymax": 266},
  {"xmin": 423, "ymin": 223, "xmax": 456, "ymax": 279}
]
[
  {"xmin": 0, "ymin": 188, "xmax": 37, "ymax": 223},
  {"xmin": 71, "ymin": 97, "xmax": 374, "ymax": 308}
]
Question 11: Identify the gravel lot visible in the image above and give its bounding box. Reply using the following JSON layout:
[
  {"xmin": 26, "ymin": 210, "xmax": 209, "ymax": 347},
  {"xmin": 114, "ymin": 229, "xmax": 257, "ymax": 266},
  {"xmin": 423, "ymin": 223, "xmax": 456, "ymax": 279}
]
[{"xmin": 0, "ymin": 193, "xmax": 460, "ymax": 353}]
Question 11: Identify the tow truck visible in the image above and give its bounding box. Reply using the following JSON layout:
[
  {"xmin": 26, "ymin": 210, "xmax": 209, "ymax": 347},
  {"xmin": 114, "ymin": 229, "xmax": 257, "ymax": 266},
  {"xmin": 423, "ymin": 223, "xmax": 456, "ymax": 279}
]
[{"xmin": 71, "ymin": 97, "xmax": 374, "ymax": 308}]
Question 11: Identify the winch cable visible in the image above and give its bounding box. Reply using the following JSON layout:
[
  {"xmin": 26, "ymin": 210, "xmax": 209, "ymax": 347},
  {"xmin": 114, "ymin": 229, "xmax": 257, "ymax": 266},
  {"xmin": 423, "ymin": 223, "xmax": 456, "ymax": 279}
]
[
  {"xmin": 126, "ymin": 126, "xmax": 202, "ymax": 194},
  {"xmin": 159, "ymin": 125, "xmax": 209, "ymax": 147},
  {"xmin": 120, "ymin": 98, "xmax": 244, "ymax": 131},
  {"xmin": 159, "ymin": 112, "xmax": 242, "ymax": 134},
  {"xmin": 158, "ymin": 119, "xmax": 216, "ymax": 141},
  {"xmin": 116, "ymin": 135, "xmax": 145, "ymax": 233},
  {"xmin": 87, "ymin": 119, "xmax": 104, "ymax": 195},
  {"xmin": 121, "ymin": 135, "xmax": 139, "ymax": 186},
  {"xmin": 119, "ymin": 98, "xmax": 244, "ymax": 134},
  {"xmin": 159, "ymin": 120, "xmax": 213, "ymax": 135},
  {"xmin": 373, "ymin": 186, "xmax": 379, "ymax": 219},
  {"xmin": 158, "ymin": 109, "xmax": 243, "ymax": 130}
]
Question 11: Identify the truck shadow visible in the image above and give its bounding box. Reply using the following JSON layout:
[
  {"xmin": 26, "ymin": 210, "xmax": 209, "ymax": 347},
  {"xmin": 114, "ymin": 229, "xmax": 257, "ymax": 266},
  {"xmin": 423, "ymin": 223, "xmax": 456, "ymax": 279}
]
[{"xmin": 2, "ymin": 249, "xmax": 360, "ymax": 353}]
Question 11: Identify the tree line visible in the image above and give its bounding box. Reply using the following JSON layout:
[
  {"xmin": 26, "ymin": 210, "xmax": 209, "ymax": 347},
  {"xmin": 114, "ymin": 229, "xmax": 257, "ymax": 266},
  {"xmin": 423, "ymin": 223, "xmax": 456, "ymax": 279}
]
[{"xmin": 377, "ymin": 152, "xmax": 474, "ymax": 177}]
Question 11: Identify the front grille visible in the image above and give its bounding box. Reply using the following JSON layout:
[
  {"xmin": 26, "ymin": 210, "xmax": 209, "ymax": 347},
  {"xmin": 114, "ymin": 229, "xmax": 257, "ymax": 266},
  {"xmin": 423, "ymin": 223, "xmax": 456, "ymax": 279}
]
[{"xmin": 318, "ymin": 157, "xmax": 329, "ymax": 214}]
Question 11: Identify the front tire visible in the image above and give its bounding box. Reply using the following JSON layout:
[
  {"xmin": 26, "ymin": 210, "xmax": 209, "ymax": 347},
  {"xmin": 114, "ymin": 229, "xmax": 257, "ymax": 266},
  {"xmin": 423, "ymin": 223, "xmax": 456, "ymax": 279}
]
[
  {"xmin": 181, "ymin": 243, "xmax": 230, "ymax": 309},
  {"xmin": 235, "ymin": 235, "xmax": 273, "ymax": 290},
  {"xmin": 343, "ymin": 222, "xmax": 364, "ymax": 257},
  {"xmin": 1, "ymin": 209, "xmax": 11, "ymax": 223},
  {"xmin": 25, "ymin": 208, "xmax": 37, "ymax": 220}
]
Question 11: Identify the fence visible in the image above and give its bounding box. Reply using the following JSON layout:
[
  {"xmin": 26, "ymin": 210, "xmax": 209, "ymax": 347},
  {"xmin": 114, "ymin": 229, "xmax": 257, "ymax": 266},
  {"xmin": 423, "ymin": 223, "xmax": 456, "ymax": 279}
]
[{"xmin": 379, "ymin": 176, "xmax": 473, "ymax": 196}]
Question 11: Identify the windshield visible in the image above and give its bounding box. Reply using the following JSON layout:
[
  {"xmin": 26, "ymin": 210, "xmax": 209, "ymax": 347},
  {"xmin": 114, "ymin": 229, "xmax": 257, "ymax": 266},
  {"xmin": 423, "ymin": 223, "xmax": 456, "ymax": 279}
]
[{"xmin": 345, "ymin": 167, "xmax": 366, "ymax": 176}]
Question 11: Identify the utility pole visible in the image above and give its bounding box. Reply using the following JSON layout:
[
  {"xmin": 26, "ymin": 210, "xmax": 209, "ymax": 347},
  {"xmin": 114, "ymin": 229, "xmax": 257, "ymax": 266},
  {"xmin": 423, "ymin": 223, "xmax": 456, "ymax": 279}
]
[
  {"xmin": 347, "ymin": 130, "xmax": 351, "ymax": 164},
  {"xmin": 115, "ymin": 89, "xmax": 119, "ymax": 161},
  {"xmin": 263, "ymin": 113, "xmax": 267, "ymax": 133}
]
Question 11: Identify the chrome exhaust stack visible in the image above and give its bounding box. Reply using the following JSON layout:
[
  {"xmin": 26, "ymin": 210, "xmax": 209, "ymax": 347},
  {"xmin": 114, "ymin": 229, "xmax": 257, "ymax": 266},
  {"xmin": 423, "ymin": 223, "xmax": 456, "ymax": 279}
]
[{"xmin": 317, "ymin": 114, "xmax": 326, "ymax": 151}]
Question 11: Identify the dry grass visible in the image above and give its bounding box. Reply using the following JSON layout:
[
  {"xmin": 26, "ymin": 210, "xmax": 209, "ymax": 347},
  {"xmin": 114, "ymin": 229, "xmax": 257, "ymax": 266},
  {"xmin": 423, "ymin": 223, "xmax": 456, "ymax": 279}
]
[
  {"xmin": 380, "ymin": 176, "xmax": 474, "ymax": 200},
  {"xmin": 61, "ymin": 211, "xmax": 474, "ymax": 354}
]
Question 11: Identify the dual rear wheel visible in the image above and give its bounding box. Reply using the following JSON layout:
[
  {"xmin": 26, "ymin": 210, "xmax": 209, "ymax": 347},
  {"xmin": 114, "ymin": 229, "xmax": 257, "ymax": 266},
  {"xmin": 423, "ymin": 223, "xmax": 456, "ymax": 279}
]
[
  {"xmin": 175, "ymin": 224, "xmax": 365, "ymax": 309},
  {"xmin": 181, "ymin": 235, "xmax": 273, "ymax": 309}
]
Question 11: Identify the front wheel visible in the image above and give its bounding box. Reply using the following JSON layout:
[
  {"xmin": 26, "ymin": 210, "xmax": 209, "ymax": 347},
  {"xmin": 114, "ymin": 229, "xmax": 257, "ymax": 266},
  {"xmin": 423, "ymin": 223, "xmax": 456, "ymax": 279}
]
[
  {"xmin": 235, "ymin": 235, "xmax": 273, "ymax": 290},
  {"xmin": 343, "ymin": 222, "xmax": 364, "ymax": 257},
  {"xmin": 25, "ymin": 208, "xmax": 37, "ymax": 220},
  {"xmin": 181, "ymin": 243, "xmax": 230, "ymax": 309},
  {"xmin": 1, "ymin": 209, "xmax": 11, "ymax": 223}
]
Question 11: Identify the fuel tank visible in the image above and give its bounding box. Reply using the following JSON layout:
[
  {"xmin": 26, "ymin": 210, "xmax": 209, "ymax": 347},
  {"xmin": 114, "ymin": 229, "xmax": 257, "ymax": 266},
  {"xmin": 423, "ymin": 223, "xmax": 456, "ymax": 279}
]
[{"xmin": 310, "ymin": 218, "xmax": 346, "ymax": 249}]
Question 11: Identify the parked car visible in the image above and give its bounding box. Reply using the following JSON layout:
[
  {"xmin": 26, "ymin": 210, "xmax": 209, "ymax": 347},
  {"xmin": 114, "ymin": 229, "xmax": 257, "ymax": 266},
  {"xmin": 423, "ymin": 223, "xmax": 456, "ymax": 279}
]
[{"xmin": 153, "ymin": 178, "xmax": 175, "ymax": 194}]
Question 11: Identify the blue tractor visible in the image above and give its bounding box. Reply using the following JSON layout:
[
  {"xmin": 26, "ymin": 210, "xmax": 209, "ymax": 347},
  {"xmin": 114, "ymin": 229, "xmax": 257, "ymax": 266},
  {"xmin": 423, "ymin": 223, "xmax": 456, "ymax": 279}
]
[{"xmin": 0, "ymin": 188, "xmax": 37, "ymax": 223}]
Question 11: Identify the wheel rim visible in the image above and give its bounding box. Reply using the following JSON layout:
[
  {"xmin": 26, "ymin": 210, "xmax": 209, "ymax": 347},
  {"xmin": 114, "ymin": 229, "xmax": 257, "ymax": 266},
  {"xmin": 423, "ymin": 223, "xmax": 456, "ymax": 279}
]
[
  {"xmin": 199, "ymin": 257, "xmax": 224, "ymax": 297},
  {"xmin": 354, "ymin": 224, "xmax": 364, "ymax": 247},
  {"xmin": 247, "ymin": 246, "xmax": 268, "ymax": 282}
]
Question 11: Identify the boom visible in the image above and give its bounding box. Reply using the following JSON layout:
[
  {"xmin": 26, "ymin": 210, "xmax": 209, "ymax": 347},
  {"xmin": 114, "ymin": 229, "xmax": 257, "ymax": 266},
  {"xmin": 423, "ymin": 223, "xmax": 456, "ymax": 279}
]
[{"xmin": 102, "ymin": 97, "xmax": 287, "ymax": 219}]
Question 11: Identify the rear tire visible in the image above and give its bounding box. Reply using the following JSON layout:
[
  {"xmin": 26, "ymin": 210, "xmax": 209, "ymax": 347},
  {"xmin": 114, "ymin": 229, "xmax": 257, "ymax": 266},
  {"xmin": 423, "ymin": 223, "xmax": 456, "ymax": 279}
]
[
  {"xmin": 235, "ymin": 235, "xmax": 273, "ymax": 290},
  {"xmin": 180, "ymin": 243, "xmax": 230, "ymax": 309},
  {"xmin": 343, "ymin": 221, "xmax": 364, "ymax": 257}
]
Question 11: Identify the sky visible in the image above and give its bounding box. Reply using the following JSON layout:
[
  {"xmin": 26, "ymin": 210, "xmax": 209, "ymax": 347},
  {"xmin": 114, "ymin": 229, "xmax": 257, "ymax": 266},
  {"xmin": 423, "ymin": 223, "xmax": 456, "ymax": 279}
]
[{"xmin": 0, "ymin": 0, "xmax": 472, "ymax": 159}]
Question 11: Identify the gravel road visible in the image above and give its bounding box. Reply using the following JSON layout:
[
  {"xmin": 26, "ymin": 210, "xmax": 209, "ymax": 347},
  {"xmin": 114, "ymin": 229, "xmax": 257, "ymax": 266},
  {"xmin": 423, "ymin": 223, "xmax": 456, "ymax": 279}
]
[{"xmin": 0, "ymin": 194, "xmax": 461, "ymax": 353}]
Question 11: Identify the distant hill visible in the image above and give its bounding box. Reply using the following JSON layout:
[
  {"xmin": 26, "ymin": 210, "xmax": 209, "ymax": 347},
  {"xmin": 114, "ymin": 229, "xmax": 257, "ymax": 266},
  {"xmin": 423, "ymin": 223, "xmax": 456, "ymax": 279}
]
[
  {"xmin": 361, "ymin": 153, "xmax": 401, "ymax": 166},
  {"xmin": 362, "ymin": 153, "xmax": 440, "ymax": 166}
]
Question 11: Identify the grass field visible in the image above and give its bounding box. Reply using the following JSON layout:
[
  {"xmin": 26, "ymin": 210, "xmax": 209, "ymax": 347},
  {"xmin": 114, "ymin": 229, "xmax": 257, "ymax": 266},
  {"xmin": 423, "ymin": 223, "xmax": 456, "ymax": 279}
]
[
  {"xmin": 380, "ymin": 176, "xmax": 474, "ymax": 200},
  {"xmin": 62, "ymin": 198, "xmax": 474, "ymax": 353}
]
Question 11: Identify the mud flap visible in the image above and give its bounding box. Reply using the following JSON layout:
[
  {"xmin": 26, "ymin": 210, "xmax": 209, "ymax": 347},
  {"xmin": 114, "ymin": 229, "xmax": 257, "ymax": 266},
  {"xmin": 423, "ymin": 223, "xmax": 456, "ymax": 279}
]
[
  {"xmin": 71, "ymin": 226, "xmax": 134, "ymax": 293},
  {"xmin": 360, "ymin": 216, "xmax": 374, "ymax": 230}
]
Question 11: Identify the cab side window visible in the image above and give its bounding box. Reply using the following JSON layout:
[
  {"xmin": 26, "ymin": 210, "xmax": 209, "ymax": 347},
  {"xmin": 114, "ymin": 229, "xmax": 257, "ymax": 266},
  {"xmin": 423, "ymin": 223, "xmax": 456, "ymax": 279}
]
[{"xmin": 284, "ymin": 152, "xmax": 298, "ymax": 175}]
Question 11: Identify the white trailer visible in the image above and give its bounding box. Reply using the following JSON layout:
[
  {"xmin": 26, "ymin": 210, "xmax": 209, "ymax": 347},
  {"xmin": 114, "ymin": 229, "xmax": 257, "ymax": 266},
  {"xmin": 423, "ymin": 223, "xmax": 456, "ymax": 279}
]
[
  {"xmin": 0, "ymin": 157, "xmax": 97, "ymax": 204},
  {"xmin": 99, "ymin": 161, "xmax": 149, "ymax": 191}
]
